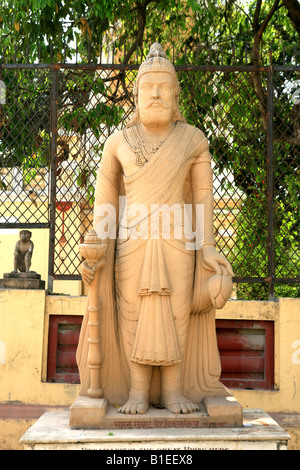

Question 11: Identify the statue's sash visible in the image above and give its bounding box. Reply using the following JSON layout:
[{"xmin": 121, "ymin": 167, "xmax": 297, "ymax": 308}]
[{"xmin": 122, "ymin": 122, "xmax": 199, "ymax": 210}]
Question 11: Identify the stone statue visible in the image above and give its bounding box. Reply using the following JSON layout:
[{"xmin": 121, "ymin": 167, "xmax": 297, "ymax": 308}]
[
  {"xmin": 12, "ymin": 230, "xmax": 34, "ymax": 273},
  {"xmin": 76, "ymin": 43, "xmax": 235, "ymax": 417},
  {"xmin": 0, "ymin": 230, "xmax": 45, "ymax": 290}
]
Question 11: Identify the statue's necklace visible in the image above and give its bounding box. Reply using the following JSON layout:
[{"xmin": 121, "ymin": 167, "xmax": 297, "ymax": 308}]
[{"xmin": 123, "ymin": 126, "xmax": 165, "ymax": 166}]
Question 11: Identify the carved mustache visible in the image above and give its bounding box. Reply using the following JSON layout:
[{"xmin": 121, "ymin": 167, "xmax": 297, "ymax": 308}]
[{"xmin": 145, "ymin": 99, "xmax": 170, "ymax": 109}]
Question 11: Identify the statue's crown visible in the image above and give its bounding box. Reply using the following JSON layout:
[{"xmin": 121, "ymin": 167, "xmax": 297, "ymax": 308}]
[{"xmin": 136, "ymin": 42, "xmax": 177, "ymax": 83}]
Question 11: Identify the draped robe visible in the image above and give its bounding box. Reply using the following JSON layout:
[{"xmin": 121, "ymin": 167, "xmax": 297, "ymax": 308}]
[{"xmin": 76, "ymin": 121, "xmax": 230, "ymax": 406}]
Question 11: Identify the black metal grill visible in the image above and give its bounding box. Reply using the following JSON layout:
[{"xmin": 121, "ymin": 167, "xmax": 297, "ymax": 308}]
[
  {"xmin": 0, "ymin": 54, "xmax": 299, "ymax": 299},
  {"xmin": 0, "ymin": 67, "xmax": 51, "ymax": 227}
]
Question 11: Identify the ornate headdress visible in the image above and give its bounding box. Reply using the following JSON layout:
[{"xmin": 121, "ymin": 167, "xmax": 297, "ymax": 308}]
[{"xmin": 134, "ymin": 42, "xmax": 179, "ymax": 94}]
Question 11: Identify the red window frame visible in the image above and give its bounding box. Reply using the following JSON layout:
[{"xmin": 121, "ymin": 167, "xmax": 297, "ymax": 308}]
[
  {"xmin": 47, "ymin": 316, "xmax": 274, "ymax": 390},
  {"xmin": 47, "ymin": 315, "xmax": 83, "ymax": 384},
  {"xmin": 216, "ymin": 319, "xmax": 275, "ymax": 390}
]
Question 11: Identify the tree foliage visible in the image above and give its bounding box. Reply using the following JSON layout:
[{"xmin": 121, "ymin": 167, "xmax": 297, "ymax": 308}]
[{"xmin": 1, "ymin": 1, "xmax": 299, "ymax": 62}]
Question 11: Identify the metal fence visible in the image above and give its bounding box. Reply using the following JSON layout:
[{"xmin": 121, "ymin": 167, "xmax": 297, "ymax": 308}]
[{"xmin": 0, "ymin": 52, "xmax": 299, "ymax": 299}]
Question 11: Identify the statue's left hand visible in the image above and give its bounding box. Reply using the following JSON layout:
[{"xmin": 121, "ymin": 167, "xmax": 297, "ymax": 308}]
[{"xmin": 201, "ymin": 245, "xmax": 234, "ymax": 277}]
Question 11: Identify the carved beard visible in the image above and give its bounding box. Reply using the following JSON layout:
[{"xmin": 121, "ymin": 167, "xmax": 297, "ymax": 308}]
[
  {"xmin": 126, "ymin": 99, "xmax": 186, "ymax": 129},
  {"xmin": 138, "ymin": 101, "xmax": 173, "ymax": 128}
]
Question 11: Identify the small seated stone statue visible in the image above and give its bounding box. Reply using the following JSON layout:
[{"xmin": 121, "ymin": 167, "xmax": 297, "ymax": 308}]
[{"xmin": 12, "ymin": 230, "xmax": 34, "ymax": 273}]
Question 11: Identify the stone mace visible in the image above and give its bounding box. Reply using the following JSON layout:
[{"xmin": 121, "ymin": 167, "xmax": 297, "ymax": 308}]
[{"xmin": 78, "ymin": 229, "xmax": 107, "ymax": 398}]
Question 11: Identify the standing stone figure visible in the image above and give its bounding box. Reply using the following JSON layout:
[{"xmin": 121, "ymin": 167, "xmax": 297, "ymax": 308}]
[
  {"xmin": 12, "ymin": 230, "xmax": 34, "ymax": 273},
  {"xmin": 77, "ymin": 43, "xmax": 234, "ymax": 415}
]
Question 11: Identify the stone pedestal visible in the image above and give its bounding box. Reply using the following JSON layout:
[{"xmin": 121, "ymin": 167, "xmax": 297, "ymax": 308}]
[
  {"xmin": 20, "ymin": 409, "xmax": 290, "ymax": 450},
  {"xmin": 69, "ymin": 396, "xmax": 243, "ymax": 429},
  {"xmin": 0, "ymin": 272, "xmax": 45, "ymax": 289}
]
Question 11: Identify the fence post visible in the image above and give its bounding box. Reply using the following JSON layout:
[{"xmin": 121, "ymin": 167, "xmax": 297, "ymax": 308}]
[
  {"xmin": 48, "ymin": 65, "xmax": 58, "ymax": 293},
  {"xmin": 266, "ymin": 66, "xmax": 275, "ymax": 300}
]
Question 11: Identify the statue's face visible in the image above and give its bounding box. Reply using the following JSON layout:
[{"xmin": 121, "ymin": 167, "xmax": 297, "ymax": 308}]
[
  {"xmin": 20, "ymin": 230, "xmax": 31, "ymax": 242},
  {"xmin": 137, "ymin": 72, "xmax": 175, "ymax": 128}
]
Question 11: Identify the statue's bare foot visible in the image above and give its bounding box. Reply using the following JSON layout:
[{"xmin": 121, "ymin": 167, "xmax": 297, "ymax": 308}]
[
  {"xmin": 118, "ymin": 390, "xmax": 149, "ymax": 415},
  {"xmin": 161, "ymin": 391, "xmax": 199, "ymax": 414},
  {"xmin": 118, "ymin": 400, "xmax": 149, "ymax": 414}
]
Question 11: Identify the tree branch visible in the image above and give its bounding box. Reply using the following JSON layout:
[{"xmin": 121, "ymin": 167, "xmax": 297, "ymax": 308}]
[
  {"xmin": 257, "ymin": 0, "xmax": 281, "ymax": 39},
  {"xmin": 122, "ymin": 1, "xmax": 152, "ymax": 64},
  {"xmin": 232, "ymin": 0, "xmax": 252, "ymax": 23},
  {"xmin": 282, "ymin": 0, "xmax": 300, "ymax": 42},
  {"xmin": 253, "ymin": 0, "xmax": 262, "ymax": 32},
  {"xmin": 250, "ymin": 0, "xmax": 300, "ymax": 144}
]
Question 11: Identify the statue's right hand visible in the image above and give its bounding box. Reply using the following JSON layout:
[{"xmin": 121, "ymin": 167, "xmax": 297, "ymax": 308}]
[
  {"xmin": 79, "ymin": 254, "xmax": 107, "ymax": 285},
  {"xmin": 79, "ymin": 260, "xmax": 99, "ymax": 286}
]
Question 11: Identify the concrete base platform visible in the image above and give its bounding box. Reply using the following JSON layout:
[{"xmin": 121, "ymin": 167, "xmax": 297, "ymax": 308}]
[
  {"xmin": 20, "ymin": 409, "xmax": 290, "ymax": 450},
  {"xmin": 0, "ymin": 272, "xmax": 45, "ymax": 289},
  {"xmin": 69, "ymin": 396, "xmax": 243, "ymax": 429}
]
